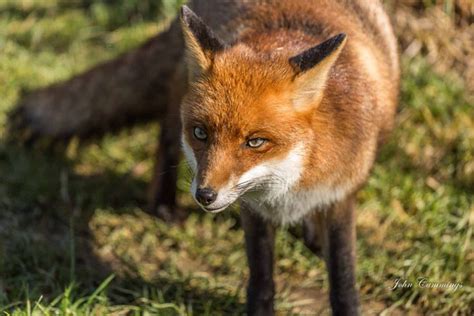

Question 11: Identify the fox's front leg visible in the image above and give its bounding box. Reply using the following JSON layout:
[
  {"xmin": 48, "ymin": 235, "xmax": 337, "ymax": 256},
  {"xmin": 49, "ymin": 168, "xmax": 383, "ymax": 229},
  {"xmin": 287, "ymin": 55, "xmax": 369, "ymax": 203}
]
[
  {"xmin": 305, "ymin": 195, "xmax": 359, "ymax": 315},
  {"xmin": 241, "ymin": 206, "xmax": 276, "ymax": 316}
]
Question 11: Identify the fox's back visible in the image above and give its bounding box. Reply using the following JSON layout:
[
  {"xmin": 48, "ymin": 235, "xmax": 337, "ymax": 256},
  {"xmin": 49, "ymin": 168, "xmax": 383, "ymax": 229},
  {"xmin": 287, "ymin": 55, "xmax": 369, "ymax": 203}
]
[{"xmin": 191, "ymin": 0, "xmax": 398, "ymax": 72}]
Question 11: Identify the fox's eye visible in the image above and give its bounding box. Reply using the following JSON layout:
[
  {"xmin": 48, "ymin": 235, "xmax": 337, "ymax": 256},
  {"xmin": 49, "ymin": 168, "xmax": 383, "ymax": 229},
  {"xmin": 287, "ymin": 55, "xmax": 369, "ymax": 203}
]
[
  {"xmin": 193, "ymin": 126, "xmax": 208, "ymax": 141},
  {"xmin": 247, "ymin": 138, "xmax": 266, "ymax": 148}
]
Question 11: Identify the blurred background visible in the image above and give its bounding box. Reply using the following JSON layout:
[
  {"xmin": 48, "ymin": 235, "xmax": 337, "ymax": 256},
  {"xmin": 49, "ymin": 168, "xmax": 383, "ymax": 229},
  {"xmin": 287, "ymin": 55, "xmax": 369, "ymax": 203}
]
[{"xmin": 0, "ymin": 0, "xmax": 472, "ymax": 315}]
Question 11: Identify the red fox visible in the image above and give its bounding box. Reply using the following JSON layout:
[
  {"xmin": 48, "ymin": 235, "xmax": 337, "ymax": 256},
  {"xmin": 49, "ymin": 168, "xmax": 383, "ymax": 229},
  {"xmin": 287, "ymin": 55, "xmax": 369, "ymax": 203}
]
[
  {"xmin": 178, "ymin": 2, "xmax": 399, "ymax": 314},
  {"xmin": 10, "ymin": 0, "xmax": 399, "ymax": 314}
]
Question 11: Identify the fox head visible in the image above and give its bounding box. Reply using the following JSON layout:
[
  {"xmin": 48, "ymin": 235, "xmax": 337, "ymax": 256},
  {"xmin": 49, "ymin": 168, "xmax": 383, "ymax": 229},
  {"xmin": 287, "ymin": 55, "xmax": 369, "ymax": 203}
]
[{"xmin": 179, "ymin": 6, "xmax": 347, "ymax": 212}]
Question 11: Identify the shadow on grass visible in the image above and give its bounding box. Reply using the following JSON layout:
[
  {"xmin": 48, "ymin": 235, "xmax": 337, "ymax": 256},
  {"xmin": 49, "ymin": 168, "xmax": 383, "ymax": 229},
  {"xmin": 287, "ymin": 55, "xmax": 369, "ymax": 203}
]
[
  {"xmin": 0, "ymin": 140, "xmax": 137, "ymax": 296},
  {"xmin": 0, "ymin": 141, "xmax": 244, "ymax": 313}
]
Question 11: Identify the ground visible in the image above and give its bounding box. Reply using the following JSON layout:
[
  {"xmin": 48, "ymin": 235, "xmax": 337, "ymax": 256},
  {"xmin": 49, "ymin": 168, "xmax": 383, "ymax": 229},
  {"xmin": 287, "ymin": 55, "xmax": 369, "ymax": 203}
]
[{"xmin": 0, "ymin": 1, "xmax": 472, "ymax": 315}]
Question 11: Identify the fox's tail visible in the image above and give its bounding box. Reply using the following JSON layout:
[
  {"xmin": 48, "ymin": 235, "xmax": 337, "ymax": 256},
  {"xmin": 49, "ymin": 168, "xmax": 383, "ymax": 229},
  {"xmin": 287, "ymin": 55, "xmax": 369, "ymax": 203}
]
[{"xmin": 8, "ymin": 18, "xmax": 183, "ymax": 142}]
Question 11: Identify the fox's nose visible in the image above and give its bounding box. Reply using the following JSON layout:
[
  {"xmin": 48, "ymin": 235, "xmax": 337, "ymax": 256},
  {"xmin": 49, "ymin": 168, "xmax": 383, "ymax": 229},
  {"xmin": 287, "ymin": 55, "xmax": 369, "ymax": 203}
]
[{"xmin": 195, "ymin": 187, "xmax": 217, "ymax": 206}]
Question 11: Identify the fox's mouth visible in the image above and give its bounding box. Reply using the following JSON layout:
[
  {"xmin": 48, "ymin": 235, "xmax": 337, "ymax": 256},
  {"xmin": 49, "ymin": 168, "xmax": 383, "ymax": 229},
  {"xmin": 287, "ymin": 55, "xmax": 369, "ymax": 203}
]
[
  {"xmin": 199, "ymin": 185, "xmax": 260, "ymax": 213},
  {"xmin": 201, "ymin": 204, "xmax": 232, "ymax": 213}
]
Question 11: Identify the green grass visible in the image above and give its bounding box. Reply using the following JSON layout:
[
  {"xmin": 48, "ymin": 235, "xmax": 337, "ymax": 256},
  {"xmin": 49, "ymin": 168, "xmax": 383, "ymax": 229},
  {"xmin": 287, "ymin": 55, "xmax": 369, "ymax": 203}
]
[{"xmin": 0, "ymin": 1, "xmax": 472, "ymax": 315}]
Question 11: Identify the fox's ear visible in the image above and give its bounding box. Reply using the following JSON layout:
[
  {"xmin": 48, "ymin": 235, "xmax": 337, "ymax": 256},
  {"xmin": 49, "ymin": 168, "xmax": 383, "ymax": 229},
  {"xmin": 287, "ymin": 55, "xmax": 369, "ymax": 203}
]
[
  {"xmin": 289, "ymin": 33, "xmax": 347, "ymax": 111},
  {"xmin": 180, "ymin": 5, "xmax": 225, "ymax": 79}
]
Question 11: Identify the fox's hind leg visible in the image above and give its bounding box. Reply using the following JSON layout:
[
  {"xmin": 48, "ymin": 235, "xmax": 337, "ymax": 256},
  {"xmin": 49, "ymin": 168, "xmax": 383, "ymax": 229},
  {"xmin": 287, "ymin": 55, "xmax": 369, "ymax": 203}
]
[{"xmin": 148, "ymin": 63, "xmax": 187, "ymax": 222}]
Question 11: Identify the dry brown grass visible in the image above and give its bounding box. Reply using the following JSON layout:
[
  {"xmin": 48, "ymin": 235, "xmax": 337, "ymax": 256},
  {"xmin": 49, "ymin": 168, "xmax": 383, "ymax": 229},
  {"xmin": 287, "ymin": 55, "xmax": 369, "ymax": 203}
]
[{"xmin": 387, "ymin": 0, "xmax": 474, "ymax": 95}]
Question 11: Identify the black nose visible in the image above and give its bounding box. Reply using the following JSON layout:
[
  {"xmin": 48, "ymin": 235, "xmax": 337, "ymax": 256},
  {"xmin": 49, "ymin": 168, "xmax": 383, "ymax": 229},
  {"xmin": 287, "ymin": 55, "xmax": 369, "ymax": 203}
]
[{"xmin": 195, "ymin": 187, "xmax": 217, "ymax": 206}]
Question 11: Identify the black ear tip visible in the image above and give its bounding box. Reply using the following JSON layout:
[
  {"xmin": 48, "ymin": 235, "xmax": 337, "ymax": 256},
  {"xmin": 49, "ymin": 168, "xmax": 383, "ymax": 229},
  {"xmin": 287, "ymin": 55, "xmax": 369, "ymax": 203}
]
[
  {"xmin": 325, "ymin": 33, "xmax": 347, "ymax": 52},
  {"xmin": 334, "ymin": 33, "xmax": 347, "ymax": 44},
  {"xmin": 180, "ymin": 5, "xmax": 189, "ymax": 14},
  {"xmin": 289, "ymin": 32, "xmax": 348, "ymax": 74},
  {"xmin": 180, "ymin": 5, "xmax": 193, "ymax": 22}
]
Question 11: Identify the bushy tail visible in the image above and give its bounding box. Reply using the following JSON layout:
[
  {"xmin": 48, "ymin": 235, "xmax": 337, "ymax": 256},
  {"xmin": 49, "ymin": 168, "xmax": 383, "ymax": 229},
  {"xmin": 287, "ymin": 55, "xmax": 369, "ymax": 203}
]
[{"xmin": 8, "ymin": 18, "xmax": 183, "ymax": 142}]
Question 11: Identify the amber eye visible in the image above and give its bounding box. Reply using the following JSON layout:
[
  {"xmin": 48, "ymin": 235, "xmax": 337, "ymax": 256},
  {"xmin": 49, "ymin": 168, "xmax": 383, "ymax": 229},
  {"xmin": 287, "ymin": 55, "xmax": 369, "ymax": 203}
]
[
  {"xmin": 193, "ymin": 127, "xmax": 208, "ymax": 141},
  {"xmin": 247, "ymin": 138, "xmax": 266, "ymax": 148}
]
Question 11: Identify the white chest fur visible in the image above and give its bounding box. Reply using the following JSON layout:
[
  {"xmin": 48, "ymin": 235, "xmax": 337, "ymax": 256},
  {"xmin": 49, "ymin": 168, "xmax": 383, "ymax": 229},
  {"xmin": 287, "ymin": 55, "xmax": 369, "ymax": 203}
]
[{"xmin": 243, "ymin": 183, "xmax": 349, "ymax": 225}]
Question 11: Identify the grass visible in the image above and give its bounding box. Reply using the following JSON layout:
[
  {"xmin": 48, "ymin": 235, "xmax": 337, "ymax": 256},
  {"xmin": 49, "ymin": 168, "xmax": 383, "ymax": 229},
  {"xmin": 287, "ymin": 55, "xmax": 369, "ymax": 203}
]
[{"xmin": 0, "ymin": 1, "xmax": 472, "ymax": 315}]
